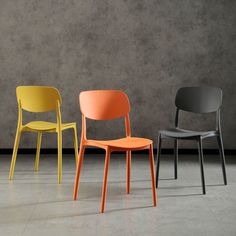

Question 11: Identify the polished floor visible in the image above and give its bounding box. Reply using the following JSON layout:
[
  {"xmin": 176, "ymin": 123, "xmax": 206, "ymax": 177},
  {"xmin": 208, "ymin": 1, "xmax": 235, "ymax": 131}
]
[{"xmin": 0, "ymin": 153, "xmax": 235, "ymax": 236}]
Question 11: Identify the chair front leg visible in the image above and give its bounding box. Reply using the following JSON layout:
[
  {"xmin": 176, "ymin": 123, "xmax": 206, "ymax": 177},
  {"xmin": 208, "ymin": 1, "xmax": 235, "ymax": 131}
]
[
  {"xmin": 100, "ymin": 148, "xmax": 111, "ymax": 213},
  {"xmin": 9, "ymin": 129, "xmax": 22, "ymax": 180},
  {"xmin": 73, "ymin": 126, "xmax": 79, "ymax": 166},
  {"xmin": 174, "ymin": 139, "xmax": 178, "ymax": 179},
  {"xmin": 155, "ymin": 134, "xmax": 162, "ymax": 188},
  {"xmin": 217, "ymin": 134, "xmax": 227, "ymax": 185},
  {"xmin": 149, "ymin": 144, "xmax": 157, "ymax": 206},
  {"xmin": 197, "ymin": 137, "xmax": 206, "ymax": 194},
  {"xmin": 73, "ymin": 145, "xmax": 85, "ymax": 200},
  {"xmin": 34, "ymin": 132, "xmax": 42, "ymax": 171},
  {"xmin": 126, "ymin": 151, "xmax": 131, "ymax": 194},
  {"xmin": 57, "ymin": 131, "xmax": 63, "ymax": 184}
]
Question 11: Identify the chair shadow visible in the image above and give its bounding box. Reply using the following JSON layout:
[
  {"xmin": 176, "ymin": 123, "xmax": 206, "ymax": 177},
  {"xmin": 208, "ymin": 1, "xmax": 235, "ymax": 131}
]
[
  {"xmin": 159, "ymin": 193, "xmax": 202, "ymax": 198},
  {"xmin": 159, "ymin": 177, "xmax": 175, "ymax": 181},
  {"xmin": 0, "ymin": 199, "xmax": 72, "ymax": 210},
  {"xmin": 2, "ymin": 198, "xmax": 154, "ymax": 220},
  {"xmin": 29, "ymin": 204, "xmax": 154, "ymax": 221},
  {"xmin": 105, "ymin": 205, "xmax": 154, "ymax": 214},
  {"xmin": 158, "ymin": 183, "xmax": 225, "ymax": 189},
  {"xmin": 157, "ymin": 183, "xmax": 226, "ymax": 198}
]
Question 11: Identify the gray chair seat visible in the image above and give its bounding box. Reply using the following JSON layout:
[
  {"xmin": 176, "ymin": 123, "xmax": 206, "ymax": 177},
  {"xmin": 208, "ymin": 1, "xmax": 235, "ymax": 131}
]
[{"xmin": 160, "ymin": 128, "xmax": 218, "ymax": 139}]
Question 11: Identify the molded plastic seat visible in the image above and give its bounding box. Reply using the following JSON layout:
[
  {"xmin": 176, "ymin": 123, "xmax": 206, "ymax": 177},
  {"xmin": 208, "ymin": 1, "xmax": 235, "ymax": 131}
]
[
  {"xmin": 73, "ymin": 90, "xmax": 157, "ymax": 213},
  {"xmin": 23, "ymin": 121, "xmax": 77, "ymax": 132},
  {"xmin": 160, "ymin": 128, "xmax": 218, "ymax": 139},
  {"xmin": 156, "ymin": 87, "xmax": 227, "ymax": 195},
  {"xmin": 87, "ymin": 137, "xmax": 152, "ymax": 150},
  {"xmin": 9, "ymin": 86, "xmax": 79, "ymax": 183}
]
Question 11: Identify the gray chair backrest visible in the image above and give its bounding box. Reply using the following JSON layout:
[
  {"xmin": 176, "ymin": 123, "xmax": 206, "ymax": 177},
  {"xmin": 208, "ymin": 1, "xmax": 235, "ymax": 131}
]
[{"xmin": 175, "ymin": 87, "xmax": 222, "ymax": 113}]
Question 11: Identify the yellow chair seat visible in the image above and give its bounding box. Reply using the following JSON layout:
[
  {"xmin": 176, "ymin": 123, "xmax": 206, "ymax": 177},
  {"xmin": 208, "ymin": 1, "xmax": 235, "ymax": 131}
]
[{"xmin": 22, "ymin": 121, "xmax": 76, "ymax": 132}]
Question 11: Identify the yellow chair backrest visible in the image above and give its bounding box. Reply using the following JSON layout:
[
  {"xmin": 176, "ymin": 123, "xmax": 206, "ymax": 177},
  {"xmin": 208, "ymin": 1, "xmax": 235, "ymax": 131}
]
[{"xmin": 16, "ymin": 86, "xmax": 62, "ymax": 112}]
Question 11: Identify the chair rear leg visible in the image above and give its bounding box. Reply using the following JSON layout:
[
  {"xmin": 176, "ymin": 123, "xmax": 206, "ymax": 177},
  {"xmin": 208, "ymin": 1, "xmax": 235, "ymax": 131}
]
[
  {"xmin": 197, "ymin": 137, "xmax": 206, "ymax": 194},
  {"xmin": 100, "ymin": 149, "xmax": 111, "ymax": 213},
  {"xmin": 155, "ymin": 134, "xmax": 162, "ymax": 188},
  {"xmin": 9, "ymin": 129, "xmax": 22, "ymax": 180},
  {"xmin": 174, "ymin": 139, "xmax": 178, "ymax": 179},
  {"xmin": 126, "ymin": 151, "xmax": 131, "ymax": 194},
  {"xmin": 149, "ymin": 144, "xmax": 157, "ymax": 206},
  {"xmin": 34, "ymin": 132, "xmax": 42, "ymax": 171},
  {"xmin": 73, "ymin": 145, "xmax": 85, "ymax": 200},
  {"xmin": 217, "ymin": 135, "xmax": 227, "ymax": 185},
  {"xmin": 57, "ymin": 131, "xmax": 62, "ymax": 184}
]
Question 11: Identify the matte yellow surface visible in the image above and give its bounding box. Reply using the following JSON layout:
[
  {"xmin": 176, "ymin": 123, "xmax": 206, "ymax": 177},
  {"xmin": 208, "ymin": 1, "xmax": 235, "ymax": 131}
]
[
  {"xmin": 16, "ymin": 86, "xmax": 62, "ymax": 113},
  {"xmin": 9, "ymin": 86, "xmax": 78, "ymax": 183}
]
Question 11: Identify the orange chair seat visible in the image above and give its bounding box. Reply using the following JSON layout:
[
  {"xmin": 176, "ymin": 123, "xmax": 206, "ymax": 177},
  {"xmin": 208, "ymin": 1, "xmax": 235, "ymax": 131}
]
[
  {"xmin": 87, "ymin": 137, "xmax": 152, "ymax": 150},
  {"xmin": 22, "ymin": 121, "xmax": 76, "ymax": 132}
]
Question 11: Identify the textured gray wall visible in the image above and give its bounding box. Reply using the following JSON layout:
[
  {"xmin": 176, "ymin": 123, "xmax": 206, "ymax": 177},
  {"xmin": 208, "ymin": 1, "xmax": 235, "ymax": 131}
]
[{"xmin": 0, "ymin": 0, "xmax": 235, "ymax": 149}]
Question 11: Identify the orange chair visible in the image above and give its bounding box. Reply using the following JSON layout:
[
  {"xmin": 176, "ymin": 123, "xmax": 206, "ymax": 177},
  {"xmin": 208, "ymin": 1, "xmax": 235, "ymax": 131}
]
[{"xmin": 73, "ymin": 90, "xmax": 157, "ymax": 213}]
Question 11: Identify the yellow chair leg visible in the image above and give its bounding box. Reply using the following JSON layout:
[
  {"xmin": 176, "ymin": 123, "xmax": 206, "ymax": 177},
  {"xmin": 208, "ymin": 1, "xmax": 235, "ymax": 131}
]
[
  {"xmin": 9, "ymin": 129, "xmax": 22, "ymax": 180},
  {"xmin": 73, "ymin": 127, "xmax": 79, "ymax": 166},
  {"xmin": 34, "ymin": 132, "xmax": 42, "ymax": 171},
  {"xmin": 57, "ymin": 131, "xmax": 62, "ymax": 184}
]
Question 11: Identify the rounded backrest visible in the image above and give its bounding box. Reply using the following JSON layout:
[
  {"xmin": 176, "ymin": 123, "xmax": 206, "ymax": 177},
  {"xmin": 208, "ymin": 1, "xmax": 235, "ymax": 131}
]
[
  {"xmin": 79, "ymin": 90, "xmax": 130, "ymax": 120},
  {"xmin": 175, "ymin": 87, "xmax": 222, "ymax": 113},
  {"xmin": 17, "ymin": 86, "xmax": 62, "ymax": 112}
]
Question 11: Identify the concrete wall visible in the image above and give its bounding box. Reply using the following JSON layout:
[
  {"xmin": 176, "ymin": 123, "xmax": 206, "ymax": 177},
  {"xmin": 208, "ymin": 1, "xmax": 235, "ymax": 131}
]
[{"xmin": 0, "ymin": 0, "xmax": 235, "ymax": 149}]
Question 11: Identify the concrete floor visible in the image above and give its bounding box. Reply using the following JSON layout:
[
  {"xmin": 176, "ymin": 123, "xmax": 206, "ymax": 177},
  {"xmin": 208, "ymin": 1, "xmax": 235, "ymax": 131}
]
[{"xmin": 0, "ymin": 153, "xmax": 235, "ymax": 236}]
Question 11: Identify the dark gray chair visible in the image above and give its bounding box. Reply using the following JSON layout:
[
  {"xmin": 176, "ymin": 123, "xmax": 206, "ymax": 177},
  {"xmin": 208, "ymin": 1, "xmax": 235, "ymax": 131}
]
[{"xmin": 155, "ymin": 87, "xmax": 227, "ymax": 194}]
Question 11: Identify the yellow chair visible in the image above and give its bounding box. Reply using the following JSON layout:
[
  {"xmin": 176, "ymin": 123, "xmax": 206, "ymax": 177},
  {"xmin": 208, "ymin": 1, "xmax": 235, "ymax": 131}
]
[{"xmin": 9, "ymin": 86, "xmax": 79, "ymax": 183}]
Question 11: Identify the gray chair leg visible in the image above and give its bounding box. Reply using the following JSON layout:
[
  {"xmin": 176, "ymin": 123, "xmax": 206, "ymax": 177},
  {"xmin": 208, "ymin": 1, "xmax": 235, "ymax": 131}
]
[
  {"xmin": 174, "ymin": 139, "xmax": 178, "ymax": 179},
  {"xmin": 217, "ymin": 135, "xmax": 227, "ymax": 185},
  {"xmin": 155, "ymin": 134, "xmax": 162, "ymax": 188},
  {"xmin": 197, "ymin": 137, "xmax": 206, "ymax": 194}
]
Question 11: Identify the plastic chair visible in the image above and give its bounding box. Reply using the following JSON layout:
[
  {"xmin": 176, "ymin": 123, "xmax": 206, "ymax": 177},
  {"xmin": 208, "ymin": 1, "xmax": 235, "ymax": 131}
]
[
  {"xmin": 73, "ymin": 90, "xmax": 157, "ymax": 213},
  {"xmin": 9, "ymin": 86, "xmax": 79, "ymax": 183},
  {"xmin": 156, "ymin": 87, "xmax": 227, "ymax": 194}
]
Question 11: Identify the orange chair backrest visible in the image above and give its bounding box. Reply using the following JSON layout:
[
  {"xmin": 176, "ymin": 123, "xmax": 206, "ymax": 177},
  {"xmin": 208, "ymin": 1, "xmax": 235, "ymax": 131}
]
[
  {"xmin": 16, "ymin": 86, "xmax": 62, "ymax": 113},
  {"xmin": 79, "ymin": 90, "xmax": 130, "ymax": 120}
]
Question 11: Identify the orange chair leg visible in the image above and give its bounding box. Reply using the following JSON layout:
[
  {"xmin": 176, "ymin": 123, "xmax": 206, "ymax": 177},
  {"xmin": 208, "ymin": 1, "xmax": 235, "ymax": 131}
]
[
  {"xmin": 149, "ymin": 144, "xmax": 157, "ymax": 206},
  {"xmin": 73, "ymin": 145, "xmax": 85, "ymax": 200},
  {"xmin": 126, "ymin": 151, "xmax": 131, "ymax": 194},
  {"xmin": 100, "ymin": 149, "xmax": 111, "ymax": 213}
]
